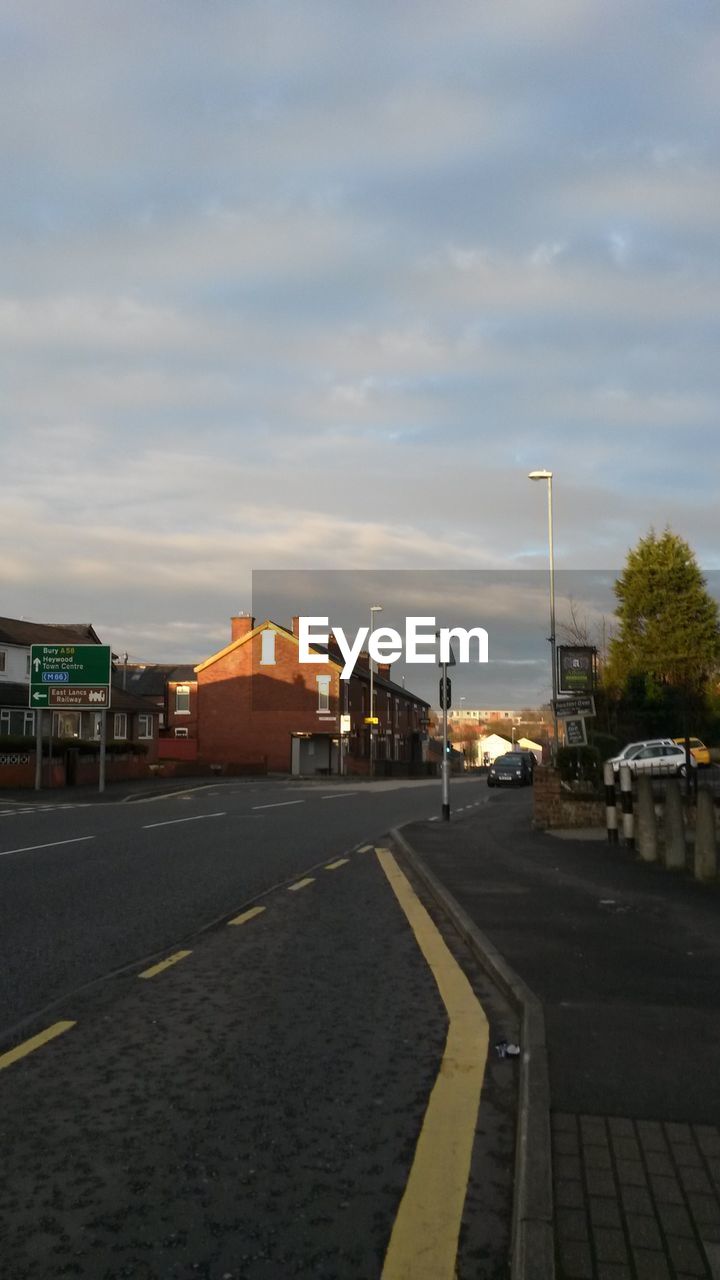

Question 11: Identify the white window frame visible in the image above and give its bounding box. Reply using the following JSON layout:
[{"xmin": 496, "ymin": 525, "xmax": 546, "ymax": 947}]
[
  {"xmin": 114, "ymin": 712, "xmax": 127, "ymax": 740},
  {"xmin": 138, "ymin": 713, "xmax": 153, "ymax": 739},
  {"xmin": 0, "ymin": 709, "xmax": 10, "ymax": 733},
  {"xmin": 174, "ymin": 726, "xmax": 189, "ymax": 738},
  {"xmin": 0, "ymin": 650, "xmax": 5, "ymax": 672},
  {"xmin": 260, "ymin": 630, "xmax": 276, "ymax": 665},
  {"xmin": 316, "ymin": 675, "xmax": 331, "ymax": 714},
  {"xmin": 174, "ymin": 685, "xmax": 191, "ymax": 714}
]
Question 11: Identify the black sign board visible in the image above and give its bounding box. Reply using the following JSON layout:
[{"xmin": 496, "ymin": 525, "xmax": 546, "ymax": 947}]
[
  {"xmin": 565, "ymin": 717, "xmax": 588, "ymax": 746},
  {"xmin": 555, "ymin": 694, "xmax": 596, "ymax": 720},
  {"xmin": 557, "ymin": 646, "xmax": 596, "ymax": 694}
]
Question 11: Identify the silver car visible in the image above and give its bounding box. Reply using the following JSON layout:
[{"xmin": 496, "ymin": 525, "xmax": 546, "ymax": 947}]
[{"xmin": 607, "ymin": 739, "xmax": 698, "ymax": 777}]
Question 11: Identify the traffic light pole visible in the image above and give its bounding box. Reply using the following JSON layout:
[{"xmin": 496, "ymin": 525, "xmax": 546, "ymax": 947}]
[{"xmin": 441, "ymin": 662, "xmax": 450, "ymax": 821}]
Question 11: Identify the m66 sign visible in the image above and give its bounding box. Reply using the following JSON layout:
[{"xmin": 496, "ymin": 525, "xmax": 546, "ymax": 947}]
[{"xmin": 29, "ymin": 644, "xmax": 112, "ymax": 709}]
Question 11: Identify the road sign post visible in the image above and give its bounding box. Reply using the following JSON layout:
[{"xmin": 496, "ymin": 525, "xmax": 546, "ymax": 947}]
[{"xmin": 30, "ymin": 645, "xmax": 112, "ymax": 793}]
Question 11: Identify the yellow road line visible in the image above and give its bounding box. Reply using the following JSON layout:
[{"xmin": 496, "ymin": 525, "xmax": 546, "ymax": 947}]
[
  {"xmin": 287, "ymin": 877, "xmax": 315, "ymax": 892},
  {"xmin": 138, "ymin": 950, "xmax": 192, "ymax": 979},
  {"xmin": 0, "ymin": 1020, "xmax": 76, "ymax": 1071},
  {"xmin": 376, "ymin": 847, "xmax": 489, "ymax": 1280},
  {"xmin": 325, "ymin": 858, "xmax": 349, "ymax": 871},
  {"xmin": 228, "ymin": 905, "xmax": 266, "ymax": 926}
]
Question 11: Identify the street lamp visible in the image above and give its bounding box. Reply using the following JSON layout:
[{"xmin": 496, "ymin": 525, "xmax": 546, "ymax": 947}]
[
  {"xmin": 368, "ymin": 604, "xmax": 382, "ymax": 777},
  {"xmin": 528, "ymin": 470, "xmax": 559, "ymax": 760}
]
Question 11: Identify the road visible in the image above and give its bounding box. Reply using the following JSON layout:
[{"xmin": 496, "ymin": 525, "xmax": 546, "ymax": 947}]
[
  {"xmin": 0, "ymin": 776, "xmax": 487, "ymax": 1037},
  {"xmin": 0, "ymin": 776, "xmax": 516, "ymax": 1280}
]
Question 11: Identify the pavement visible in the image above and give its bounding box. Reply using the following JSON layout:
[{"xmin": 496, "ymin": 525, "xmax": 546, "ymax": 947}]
[{"xmin": 394, "ymin": 787, "xmax": 720, "ymax": 1280}]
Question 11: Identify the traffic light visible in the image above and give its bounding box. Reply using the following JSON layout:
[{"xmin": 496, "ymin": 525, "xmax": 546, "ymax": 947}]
[{"xmin": 439, "ymin": 676, "xmax": 452, "ymax": 709}]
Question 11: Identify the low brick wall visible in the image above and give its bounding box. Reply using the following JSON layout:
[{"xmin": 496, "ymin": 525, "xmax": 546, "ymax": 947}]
[{"xmin": 533, "ymin": 766, "xmax": 605, "ymax": 829}]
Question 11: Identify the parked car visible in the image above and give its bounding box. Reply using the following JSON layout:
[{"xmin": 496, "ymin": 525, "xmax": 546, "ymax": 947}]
[
  {"xmin": 672, "ymin": 737, "xmax": 711, "ymax": 766},
  {"xmin": 487, "ymin": 752, "xmax": 533, "ymax": 787},
  {"xmin": 606, "ymin": 739, "xmax": 698, "ymax": 778}
]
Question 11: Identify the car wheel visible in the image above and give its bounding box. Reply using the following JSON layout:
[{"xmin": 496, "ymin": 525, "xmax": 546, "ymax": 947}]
[
  {"xmin": 678, "ymin": 764, "xmax": 687, "ymax": 778},
  {"xmin": 487, "ymin": 779, "xmax": 494, "ymax": 787}
]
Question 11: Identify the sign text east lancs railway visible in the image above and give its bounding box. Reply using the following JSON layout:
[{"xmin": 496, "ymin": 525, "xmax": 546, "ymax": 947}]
[{"xmin": 29, "ymin": 645, "xmax": 112, "ymax": 709}]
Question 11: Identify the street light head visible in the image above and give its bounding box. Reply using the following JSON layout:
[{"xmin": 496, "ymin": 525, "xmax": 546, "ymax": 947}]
[
  {"xmin": 370, "ymin": 604, "xmax": 383, "ymax": 614},
  {"xmin": 528, "ymin": 469, "xmax": 553, "ymax": 480}
]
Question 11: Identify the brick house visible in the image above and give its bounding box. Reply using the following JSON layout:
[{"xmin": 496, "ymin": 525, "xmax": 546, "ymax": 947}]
[
  {"xmin": 195, "ymin": 615, "xmax": 430, "ymax": 775},
  {"xmin": 120, "ymin": 663, "xmax": 198, "ymax": 741}
]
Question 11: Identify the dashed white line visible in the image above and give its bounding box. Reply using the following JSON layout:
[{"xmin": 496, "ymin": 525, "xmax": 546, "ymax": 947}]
[
  {"xmin": 321, "ymin": 793, "xmax": 357, "ymax": 800},
  {"xmin": 0, "ymin": 836, "xmax": 95, "ymax": 858},
  {"xmin": 252, "ymin": 800, "xmax": 305, "ymax": 811},
  {"xmin": 142, "ymin": 812, "xmax": 226, "ymax": 830}
]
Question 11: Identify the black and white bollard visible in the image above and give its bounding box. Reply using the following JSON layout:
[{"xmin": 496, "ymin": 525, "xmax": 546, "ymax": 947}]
[
  {"xmin": 604, "ymin": 761, "xmax": 618, "ymax": 844},
  {"xmin": 619, "ymin": 763, "xmax": 634, "ymax": 849}
]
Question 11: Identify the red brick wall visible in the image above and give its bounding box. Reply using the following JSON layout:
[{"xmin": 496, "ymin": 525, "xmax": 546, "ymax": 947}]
[{"xmin": 197, "ymin": 627, "xmax": 340, "ymax": 772}]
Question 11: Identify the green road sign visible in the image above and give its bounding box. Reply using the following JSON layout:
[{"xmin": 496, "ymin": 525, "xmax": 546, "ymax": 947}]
[{"xmin": 30, "ymin": 644, "xmax": 112, "ymax": 709}]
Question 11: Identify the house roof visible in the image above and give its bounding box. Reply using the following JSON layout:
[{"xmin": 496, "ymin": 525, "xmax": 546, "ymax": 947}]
[
  {"xmin": 196, "ymin": 619, "xmax": 430, "ymax": 708},
  {"xmin": 117, "ymin": 664, "xmax": 197, "ymax": 699},
  {"xmin": 0, "ymin": 617, "xmax": 103, "ymax": 647}
]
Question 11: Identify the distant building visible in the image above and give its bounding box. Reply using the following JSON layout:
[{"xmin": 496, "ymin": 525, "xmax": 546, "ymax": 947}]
[{"xmin": 447, "ymin": 708, "xmax": 521, "ymax": 724}]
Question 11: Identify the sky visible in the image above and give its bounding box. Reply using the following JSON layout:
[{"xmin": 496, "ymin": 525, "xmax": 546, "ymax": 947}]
[{"xmin": 2, "ymin": 1, "xmax": 719, "ymax": 705}]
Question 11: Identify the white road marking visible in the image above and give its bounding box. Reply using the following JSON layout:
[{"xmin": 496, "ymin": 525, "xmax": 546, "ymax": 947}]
[
  {"xmin": 252, "ymin": 800, "xmax": 305, "ymax": 811},
  {"xmin": 0, "ymin": 836, "xmax": 95, "ymax": 858},
  {"xmin": 142, "ymin": 812, "xmax": 226, "ymax": 830},
  {"xmin": 321, "ymin": 792, "xmax": 357, "ymax": 800}
]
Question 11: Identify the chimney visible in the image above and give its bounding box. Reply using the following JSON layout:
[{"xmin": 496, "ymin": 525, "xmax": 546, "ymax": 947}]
[
  {"xmin": 377, "ymin": 663, "xmax": 392, "ymax": 678},
  {"xmin": 291, "ymin": 615, "xmax": 301, "ymax": 636},
  {"xmin": 231, "ymin": 614, "xmax": 254, "ymax": 641}
]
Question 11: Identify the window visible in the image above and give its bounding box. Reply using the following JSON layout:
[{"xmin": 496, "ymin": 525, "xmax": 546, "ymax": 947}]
[
  {"xmin": 0, "ymin": 710, "xmax": 9, "ymax": 734},
  {"xmin": 114, "ymin": 713, "xmax": 127, "ymax": 740},
  {"xmin": 175, "ymin": 685, "xmax": 191, "ymax": 714},
  {"xmin": 175, "ymin": 727, "xmax": 189, "ymax": 738},
  {"xmin": 0, "ymin": 650, "xmax": 5, "ymax": 672},
  {"xmin": 53, "ymin": 712, "xmax": 81, "ymax": 739},
  {"xmin": 316, "ymin": 675, "xmax": 331, "ymax": 713},
  {"xmin": 260, "ymin": 630, "xmax": 276, "ymax": 665},
  {"xmin": 26, "ymin": 654, "xmax": 31, "ymax": 678},
  {"xmin": 87, "ymin": 713, "xmax": 102, "ymax": 740},
  {"xmin": 138, "ymin": 714, "xmax": 153, "ymax": 739}
]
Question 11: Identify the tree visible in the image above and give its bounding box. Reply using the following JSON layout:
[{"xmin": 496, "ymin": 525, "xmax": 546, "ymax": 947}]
[{"xmin": 606, "ymin": 528, "xmax": 720, "ymax": 693}]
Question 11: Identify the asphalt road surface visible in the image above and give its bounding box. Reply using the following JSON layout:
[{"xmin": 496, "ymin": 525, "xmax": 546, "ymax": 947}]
[{"xmin": 0, "ymin": 776, "xmax": 516, "ymax": 1280}]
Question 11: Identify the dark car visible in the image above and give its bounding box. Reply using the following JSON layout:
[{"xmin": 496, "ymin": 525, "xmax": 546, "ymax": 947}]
[{"xmin": 487, "ymin": 752, "xmax": 533, "ymax": 787}]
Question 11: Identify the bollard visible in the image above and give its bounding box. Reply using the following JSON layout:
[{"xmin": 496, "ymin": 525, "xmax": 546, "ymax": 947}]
[
  {"xmin": 662, "ymin": 780, "xmax": 686, "ymax": 871},
  {"xmin": 604, "ymin": 761, "xmax": 618, "ymax": 844},
  {"xmin": 619, "ymin": 763, "xmax": 634, "ymax": 849},
  {"xmin": 694, "ymin": 789, "xmax": 718, "ymax": 883},
  {"xmin": 636, "ymin": 775, "xmax": 658, "ymax": 863}
]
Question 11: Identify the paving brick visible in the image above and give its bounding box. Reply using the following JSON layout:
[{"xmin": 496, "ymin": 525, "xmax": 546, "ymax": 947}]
[
  {"xmin": 637, "ymin": 1120, "xmax": 669, "ymax": 1154},
  {"xmin": 593, "ymin": 1227, "xmax": 629, "ymax": 1265},
  {"xmin": 615, "ymin": 1159, "xmax": 647, "ymax": 1188},
  {"xmin": 657, "ymin": 1202, "xmax": 694, "ymax": 1237},
  {"xmin": 557, "ymin": 1208, "xmax": 590, "ymax": 1243},
  {"xmin": 559, "ymin": 1239, "xmax": 594, "ymax": 1279},
  {"xmin": 665, "ymin": 1233, "xmax": 709, "ymax": 1275},
  {"xmin": 590, "ymin": 1197, "xmax": 622, "ymax": 1228},
  {"xmin": 702, "ymin": 1157, "xmax": 720, "ymax": 1185},
  {"xmin": 557, "ymin": 1154, "xmax": 584, "ymax": 1181},
  {"xmin": 672, "ymin": 1143, "xmax": 705, "ymax": 1170},
  {"xmin": 699, "ymin": 1224, "xmax": 720, "ymax": 1245},
  {"xmin": 596, "ymin": 1266, "xmax": 632, "ymax": 1280},
  {"xmin": 584, "ymin": 1144, "xmax": 613, "ymax": 1170},
  {"xmin": 694, "ymin": 1126, "xmax": 720, "ymax": 1157},
  {"xmin": 666, "ymin": 1123, "xmax": 693, "ymax": 1144},
  {"xmin": 620, "ymin": 1184, "xmax": 655, "ymax": 1215},
  {"xmin": 687, "ymin": 1194, "xmax": 720, "ymax": 1228},
  {"xmin": 581, "ymin": 1115, "xmax": 608, "ymax": 1142},
  {"xmin": 651, "ymin": 1173, "xmax": 686, "ymax": 1205},
  {"xmin": 679, "ymin": 1166, "xmax": 714, "ymax": 1196},
  {"xmin": 645, "ymin": 1150, "xmax": 675, "ymax": 1177},
  {"xmin": 611, "ymin": 1135, "xmax": 642, "ymax": 1162},
  {"xmin": 586, "ymin": 1168, "xmax": 617, "ymax": 1197},
  {"xmin": 632, "ymin": 1250, "xmax": 672, "ymax": 1280},
  {"xmin": 608, "ymin": 1118, "xmax": 635, "ymax": 1139},
  {"xmin": 625, "ymin": 1213, "xmax": 663, "ymax": 1250},
  {"xmin": 556, "ymin": 1179, "xmax": 586, "ymax": 1210}
]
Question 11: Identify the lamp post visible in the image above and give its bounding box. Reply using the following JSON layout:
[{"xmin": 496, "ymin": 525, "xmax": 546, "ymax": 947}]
[
  {"xmin": 368, "ymin": 604, "xmax": 382, "ymax": 777},
  {"xmin": 528, "ymin": 470, "xmax": 559, "ymax": 760}
]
